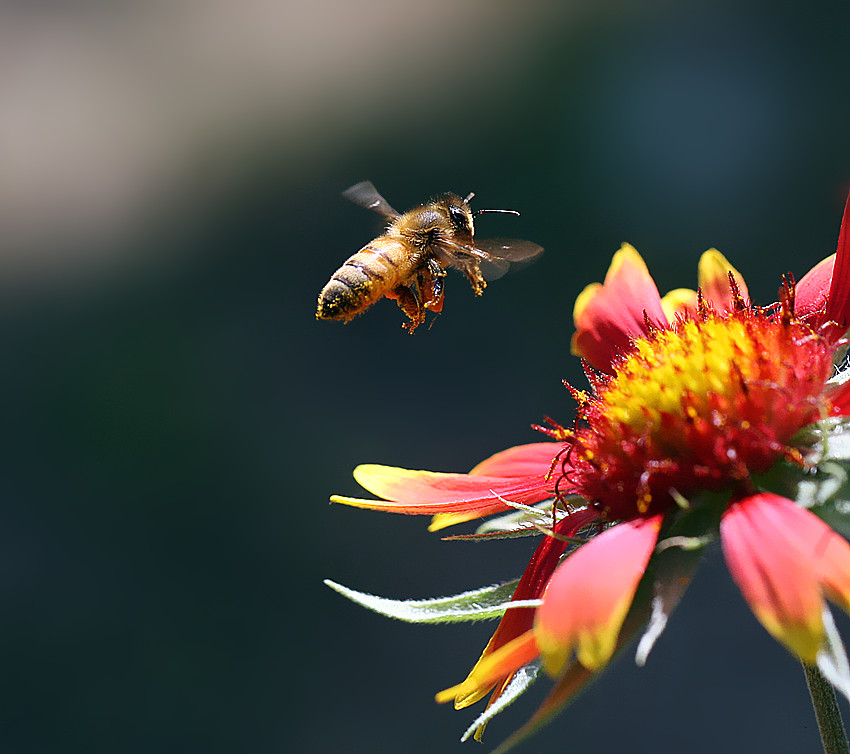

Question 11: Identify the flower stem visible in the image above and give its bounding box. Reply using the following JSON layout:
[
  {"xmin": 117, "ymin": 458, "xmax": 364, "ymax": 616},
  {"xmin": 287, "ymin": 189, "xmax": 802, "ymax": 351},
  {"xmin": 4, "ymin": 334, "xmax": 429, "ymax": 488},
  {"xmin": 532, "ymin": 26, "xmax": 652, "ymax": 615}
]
[{"xmin": 803, "ymin": 663, "xmax": 849, "ymax": 754}]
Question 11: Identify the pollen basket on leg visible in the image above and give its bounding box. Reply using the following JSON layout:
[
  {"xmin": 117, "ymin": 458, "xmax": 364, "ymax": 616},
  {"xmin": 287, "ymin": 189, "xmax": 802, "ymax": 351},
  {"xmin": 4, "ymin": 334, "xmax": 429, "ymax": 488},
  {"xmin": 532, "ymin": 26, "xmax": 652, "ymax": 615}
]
[{"xmin": 566, "ymin": 310, "xmax": 836, "ymax": 519}]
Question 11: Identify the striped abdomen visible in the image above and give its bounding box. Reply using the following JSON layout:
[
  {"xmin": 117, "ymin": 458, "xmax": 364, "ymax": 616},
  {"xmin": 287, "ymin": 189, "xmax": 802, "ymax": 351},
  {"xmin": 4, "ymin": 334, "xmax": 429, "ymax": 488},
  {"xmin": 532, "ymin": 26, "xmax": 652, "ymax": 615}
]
[{"xmin": 316, "ymin": 236, "xmax": 421, "ymax": 321}]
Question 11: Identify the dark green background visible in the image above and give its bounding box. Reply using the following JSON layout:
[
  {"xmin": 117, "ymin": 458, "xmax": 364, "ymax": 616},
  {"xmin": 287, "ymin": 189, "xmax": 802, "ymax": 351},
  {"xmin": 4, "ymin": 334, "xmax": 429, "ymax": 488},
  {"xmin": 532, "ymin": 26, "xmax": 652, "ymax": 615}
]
[{"xmin": 1, "ymin": 2, "xmax": 849, "ymax": 752}]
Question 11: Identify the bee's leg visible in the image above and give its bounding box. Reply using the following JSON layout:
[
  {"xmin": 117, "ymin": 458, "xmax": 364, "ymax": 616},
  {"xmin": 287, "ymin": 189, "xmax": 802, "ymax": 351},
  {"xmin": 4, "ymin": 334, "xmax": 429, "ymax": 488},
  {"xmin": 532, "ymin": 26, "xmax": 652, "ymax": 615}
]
[
  {"xmin": 393, "ymin": 279, "xmax": 425, "ymax": 333},
  {"xmin": 462, "ymin": 260, "xmax": 487, "ymax": 296},
  {"xmin": 422, "ymin": 259, "xmax": 446, "ymax": 313}
]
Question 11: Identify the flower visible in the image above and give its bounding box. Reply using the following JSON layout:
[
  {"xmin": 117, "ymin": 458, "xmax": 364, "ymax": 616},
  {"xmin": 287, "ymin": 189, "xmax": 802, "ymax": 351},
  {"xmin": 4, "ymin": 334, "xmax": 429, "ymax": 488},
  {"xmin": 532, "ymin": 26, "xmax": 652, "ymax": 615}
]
[{"xmin": 327, "ymin": 192, "xmax": 850, "ymax": 748}]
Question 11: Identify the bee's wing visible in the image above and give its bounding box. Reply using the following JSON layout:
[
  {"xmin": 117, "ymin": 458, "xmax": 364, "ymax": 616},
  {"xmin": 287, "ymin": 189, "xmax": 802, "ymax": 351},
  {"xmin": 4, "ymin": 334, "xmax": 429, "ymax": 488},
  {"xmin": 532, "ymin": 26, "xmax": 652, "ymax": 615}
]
[
  {"xmin": 342, "ymin": 181, "xmax": 400, "ymax": 218},
  {"xmin": 474, "ymin": 238, "xmax": 544, "ymax": 263},
  {"xmin": 437, "ymin": 238, "xmax": 543, "ymax": 282},
  {"xmin": 472, "ymin": 238, "xmax": 543, "ymax": 281},
  {"xmin": 476, "ymin": 256, "xmax": 511, "ymax": 281}
]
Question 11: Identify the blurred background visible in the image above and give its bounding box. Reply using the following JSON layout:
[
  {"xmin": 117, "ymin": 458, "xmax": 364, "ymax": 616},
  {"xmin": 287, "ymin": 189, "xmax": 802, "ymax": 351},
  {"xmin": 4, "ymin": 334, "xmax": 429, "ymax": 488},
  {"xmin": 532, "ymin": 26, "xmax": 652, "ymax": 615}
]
[{"xmin": 0, "ymin": 1, "xmax": 848, "ymax": 752}]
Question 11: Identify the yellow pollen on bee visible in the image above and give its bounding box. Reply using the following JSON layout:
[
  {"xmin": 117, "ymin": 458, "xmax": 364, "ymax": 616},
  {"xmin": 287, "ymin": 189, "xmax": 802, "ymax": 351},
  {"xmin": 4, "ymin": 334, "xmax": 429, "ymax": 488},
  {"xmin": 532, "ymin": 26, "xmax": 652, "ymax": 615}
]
[{"xmin": 605, "ymin": 318, "xmax": 758, "ymax": 430}]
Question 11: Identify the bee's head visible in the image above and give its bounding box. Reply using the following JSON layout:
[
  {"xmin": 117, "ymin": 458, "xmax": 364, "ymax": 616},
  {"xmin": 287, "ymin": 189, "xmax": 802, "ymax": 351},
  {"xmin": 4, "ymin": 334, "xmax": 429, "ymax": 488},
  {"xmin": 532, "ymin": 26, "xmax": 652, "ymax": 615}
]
[
  {"xmin": 442, "ymin": 191, "xmax": 521, "ymax": 237},
  {"xmin": 433, "ymin": 192, "xmax": 520, "ymax": 242},
  {"xmin": 435, "ymin": 193, "xmax": 475, "ymax": 239}
]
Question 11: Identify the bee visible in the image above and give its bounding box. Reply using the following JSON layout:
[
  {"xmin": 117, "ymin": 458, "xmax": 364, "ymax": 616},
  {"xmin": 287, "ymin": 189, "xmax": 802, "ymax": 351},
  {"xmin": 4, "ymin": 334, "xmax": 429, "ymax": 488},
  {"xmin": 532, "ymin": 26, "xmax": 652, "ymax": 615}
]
[{"xmin": 316, "ymin": 181, "xmax": 543, "ymax": 332}]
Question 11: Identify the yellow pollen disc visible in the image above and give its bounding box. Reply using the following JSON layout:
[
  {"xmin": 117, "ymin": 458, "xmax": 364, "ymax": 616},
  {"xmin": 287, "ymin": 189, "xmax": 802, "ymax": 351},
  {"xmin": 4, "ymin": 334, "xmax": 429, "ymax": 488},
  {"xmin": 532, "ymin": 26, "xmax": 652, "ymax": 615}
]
[
  {"xmin": 605, "ymin": 318, "xmax": 756, "ymax": 430},
  {"xmin": 569, "ymin": 308, "xmax": 833, "ymax": 519}
]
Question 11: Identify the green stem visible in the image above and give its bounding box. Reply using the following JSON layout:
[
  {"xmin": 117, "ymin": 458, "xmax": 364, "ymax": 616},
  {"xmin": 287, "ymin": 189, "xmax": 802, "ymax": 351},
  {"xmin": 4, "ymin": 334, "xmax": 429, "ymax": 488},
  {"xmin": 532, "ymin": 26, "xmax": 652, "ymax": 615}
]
[{"xmin": 803, "ymin": 663, "xmax": 850, "ymax": 754}]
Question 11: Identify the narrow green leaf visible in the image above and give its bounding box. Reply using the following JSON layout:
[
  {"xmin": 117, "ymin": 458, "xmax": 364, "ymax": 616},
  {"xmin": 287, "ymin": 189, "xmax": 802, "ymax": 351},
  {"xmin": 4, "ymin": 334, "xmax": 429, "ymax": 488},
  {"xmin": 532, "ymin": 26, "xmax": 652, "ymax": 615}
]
[{"xmin": 324, "ymin": 578, "xmax": 526, "ymax": 623}]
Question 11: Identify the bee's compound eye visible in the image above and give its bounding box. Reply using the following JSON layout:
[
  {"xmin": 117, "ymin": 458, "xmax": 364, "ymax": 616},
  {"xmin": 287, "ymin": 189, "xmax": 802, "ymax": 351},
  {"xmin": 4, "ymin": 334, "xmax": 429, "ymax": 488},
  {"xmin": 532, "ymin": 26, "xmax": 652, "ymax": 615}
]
[{"xmin": 448, "ymin": 204, "xmax": 469, "ymax": 230}]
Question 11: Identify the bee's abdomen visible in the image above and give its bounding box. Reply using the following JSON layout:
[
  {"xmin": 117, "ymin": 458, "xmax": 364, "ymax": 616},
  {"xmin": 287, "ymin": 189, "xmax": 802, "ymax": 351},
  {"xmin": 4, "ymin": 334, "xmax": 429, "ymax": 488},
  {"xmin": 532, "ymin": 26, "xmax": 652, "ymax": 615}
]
[
  {"xmin": 316, "ymin": 271, "xmax": 374, "ymax": 321},
  {"xmin": 316, "ymin": 238, "xmax": 414, "ymax": 321}
]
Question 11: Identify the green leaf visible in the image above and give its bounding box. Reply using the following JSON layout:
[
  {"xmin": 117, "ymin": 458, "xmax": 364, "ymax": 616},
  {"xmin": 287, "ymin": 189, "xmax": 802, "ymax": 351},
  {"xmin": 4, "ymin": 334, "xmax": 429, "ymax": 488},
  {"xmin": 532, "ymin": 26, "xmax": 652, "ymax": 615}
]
[{"xmin": 324, "ymin": 578, "xmax": 536, "ymax": 623}]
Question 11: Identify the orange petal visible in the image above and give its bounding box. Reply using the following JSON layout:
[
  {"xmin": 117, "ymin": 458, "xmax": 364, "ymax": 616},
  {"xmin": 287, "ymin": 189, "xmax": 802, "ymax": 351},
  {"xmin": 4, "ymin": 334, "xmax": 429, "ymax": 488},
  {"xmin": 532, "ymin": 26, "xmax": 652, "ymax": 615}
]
[
  {"xmin": 571, "ymin": 244, "xmax": 668, "ymax": 373},
  {"xmin": 696, "ymin": 248, "xmax": 749, "ymax": 310},
  {"xmin": 435, "ymin": 630, "xmax": 539, "ymax": 708},
  {"xmin": 721, "ymin": 494, "xmax": 825, "ymax": 663},
  {"xmin": 534, "ymin": 515, "xmax": 662, "ymax": 674}
]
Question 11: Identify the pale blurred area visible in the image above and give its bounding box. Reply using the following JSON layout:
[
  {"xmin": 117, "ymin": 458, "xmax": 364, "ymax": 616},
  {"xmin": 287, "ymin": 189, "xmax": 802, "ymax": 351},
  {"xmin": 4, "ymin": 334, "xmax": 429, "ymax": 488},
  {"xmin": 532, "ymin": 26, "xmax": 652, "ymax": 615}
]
[{"xmin": 0, "ymin": 0, "xmax": 627, "ymax": 292}]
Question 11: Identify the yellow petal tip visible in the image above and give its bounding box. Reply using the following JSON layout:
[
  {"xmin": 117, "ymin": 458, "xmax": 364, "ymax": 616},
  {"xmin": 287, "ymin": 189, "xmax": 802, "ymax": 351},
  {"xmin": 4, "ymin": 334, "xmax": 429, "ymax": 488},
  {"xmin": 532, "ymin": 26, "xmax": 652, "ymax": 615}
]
[
  {"xmin": 435, "ymin": 684, "xmax": 463, "ymax": 705},
  {"xmin": 661, "ymin": 287, "xmax": 697, "ymax": 322},
  {"xmin": 572, "ymin": 282, "xmax": 602, "ymax": 322},
  {"xmin": 428, "ymin": 511, "xmax": 480, "ymax": 532},
  {"xmin": 328, "ymin": 494, "xmax": 382, "ymax": 509}
]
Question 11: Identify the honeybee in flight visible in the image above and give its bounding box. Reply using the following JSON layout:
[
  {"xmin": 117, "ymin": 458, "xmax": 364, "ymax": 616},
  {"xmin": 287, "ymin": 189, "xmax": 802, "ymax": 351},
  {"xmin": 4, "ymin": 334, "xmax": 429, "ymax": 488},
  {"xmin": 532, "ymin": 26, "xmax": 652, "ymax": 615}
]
[{"xmin": 316, "ymin": 181, "xmax": 543, "ymax": 332}]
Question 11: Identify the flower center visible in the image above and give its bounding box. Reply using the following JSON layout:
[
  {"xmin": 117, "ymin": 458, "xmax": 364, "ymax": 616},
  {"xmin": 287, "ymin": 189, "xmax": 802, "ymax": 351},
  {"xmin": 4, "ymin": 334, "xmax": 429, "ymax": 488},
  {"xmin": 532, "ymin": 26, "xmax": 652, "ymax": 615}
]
[{"xmin": 559, "ymin": 307, "xmax": 836, "ymax": 519}]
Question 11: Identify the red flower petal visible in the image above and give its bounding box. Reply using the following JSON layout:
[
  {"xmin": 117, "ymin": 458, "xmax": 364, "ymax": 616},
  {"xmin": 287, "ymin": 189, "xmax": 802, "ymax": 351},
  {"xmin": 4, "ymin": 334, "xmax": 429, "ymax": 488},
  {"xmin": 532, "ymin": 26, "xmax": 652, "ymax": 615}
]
[
  {"xmin": 721, "ymin": 494, "xmax": 825, "ymax": 662},
  {"xmin": 469, "ymin": 442, "xmax": 562, "ymax": 478},
  {"xmin": 571, "ymin": 244, "xmax": 668, "ymax": 373},
  {"xmin": 331, "ymin": 464, "xmax": 552, "ymax": 517},
  {"xmin": 742, "ymin": 493, "xmax": 850, "ymax": 616},
  {"xmin": 427, "ymin": 443, "xmax": 563, "ymax": 530},
  {"xmin": 825, "ymin": 191, "xmax": 850, "ymax": 338},
  {"xmin": 534, "ymin": 515, "xmax": 662, "ymax": 673},
  {"xmin": 796, "ymin": 254, "xmax": 834, "ymax": 325}
]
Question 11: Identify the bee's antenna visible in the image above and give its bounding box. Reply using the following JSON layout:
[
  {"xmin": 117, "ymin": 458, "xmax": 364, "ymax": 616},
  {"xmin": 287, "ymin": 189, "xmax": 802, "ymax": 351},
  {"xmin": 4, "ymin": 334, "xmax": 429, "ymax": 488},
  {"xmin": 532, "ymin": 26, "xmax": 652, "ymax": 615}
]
[{"xmin": 473, "ymin": 208, "xmax": 521, "ymax": 217}]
